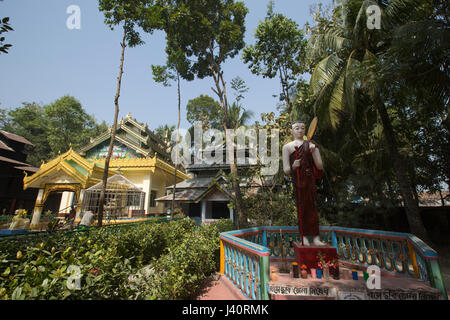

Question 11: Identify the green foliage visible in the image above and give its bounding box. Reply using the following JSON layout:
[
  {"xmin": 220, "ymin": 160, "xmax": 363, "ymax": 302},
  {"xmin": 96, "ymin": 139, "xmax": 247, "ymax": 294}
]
[
  {"xmin": 45, "ymin": 96, "xmax": 106, "ymax": 158},
  {"xmin": 243, "ymin": 191, "xmax": 297, "ymax": 227},
  {"xmin": 0, "ymin": 17, "xmax": 13, "ymax": 54},
  {"xmin": 161, "ymin": 0, "xmax": 248, "ymax": 81},
  {"xmin": 0, "ymin": 218, "xmax": 236, "ymax": 300},
  {"xmin": 302, "ymin": 0, "xmax": 449, "ymax": 239},
  {"xmin": 186, "ymin": 93, "xmax": 253, "ymax": 131},
  {"xmin": 242, "ymin": 2, "xmax": 307, "ymax": 114},
  {"xmin": 98, "ymin": 0, "xmax": 163, "ymax": 47},
  {"xmin": 1, "ymin": 97, "xmax": 107, "ymax": 166},
  {"xmin": 186, "ymin": 94, "xmax": 222, "ymax": 129},
  {"xmin": 154, "ymin": 124, "xmax": 175, "ymax": 144}
]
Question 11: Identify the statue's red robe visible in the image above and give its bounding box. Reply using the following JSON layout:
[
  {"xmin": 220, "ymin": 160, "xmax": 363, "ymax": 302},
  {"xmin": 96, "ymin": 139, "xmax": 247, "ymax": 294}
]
[{"xmin": 289, "ymin": 140, "xmax": 324, "ymax": 238}]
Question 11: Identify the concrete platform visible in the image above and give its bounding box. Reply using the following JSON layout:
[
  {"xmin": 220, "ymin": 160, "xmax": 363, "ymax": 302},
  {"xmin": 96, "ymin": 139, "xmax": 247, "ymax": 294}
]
[
  {"xmin": 269, "ymin": 262, "xmax": 442, "ymax": 300},
  {"xmin": 197, "ymin": 274, "xmax": 248, "ymax": 300}
]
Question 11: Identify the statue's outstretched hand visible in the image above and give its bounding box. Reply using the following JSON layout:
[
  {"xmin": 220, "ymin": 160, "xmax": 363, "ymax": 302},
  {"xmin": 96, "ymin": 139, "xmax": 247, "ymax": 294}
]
[{"xmin": 292, "ymin": 160, "xmax": 300, "ymax": 170}]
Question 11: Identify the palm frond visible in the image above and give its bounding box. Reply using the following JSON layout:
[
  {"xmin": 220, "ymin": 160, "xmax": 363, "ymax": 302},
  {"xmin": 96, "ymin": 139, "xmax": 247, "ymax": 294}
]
[
  {"xmin": 384, "ymin": 0, "xmax": 423, "ymax": 28},
  {"xmin": 307, "ymin": 26, "xmax": 350, "ymax": 59},
  {"xmin": 310, "ymin": 54, "xmax": 343, "ymax": 96}
]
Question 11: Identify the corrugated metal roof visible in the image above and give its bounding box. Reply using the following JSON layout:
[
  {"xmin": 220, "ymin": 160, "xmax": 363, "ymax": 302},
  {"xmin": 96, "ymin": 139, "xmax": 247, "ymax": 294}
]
[
  {"xmin": 166, "ymin": 177, "xmax": 215, "ymax": 190},
  {"xmin": 0, "ymin": 140, "xmax": 14, "ymax": 152},
  {"xmin": 0, "ymin": 130, "xmax": 33, "ymax": 146},
  {"xmin": 156, "ymin": 189, "xmax": 206, "ymax": 202}
]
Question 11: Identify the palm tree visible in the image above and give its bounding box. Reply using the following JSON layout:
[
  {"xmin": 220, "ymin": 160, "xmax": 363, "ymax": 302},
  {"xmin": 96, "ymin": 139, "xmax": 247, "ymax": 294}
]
[
  {"xmin": 226, "ymin": 102, "xmax": 254, "ymax": 129},
  {"xmin": 307, "ymin": 0, "xmax": 448, "ymax": 242}
]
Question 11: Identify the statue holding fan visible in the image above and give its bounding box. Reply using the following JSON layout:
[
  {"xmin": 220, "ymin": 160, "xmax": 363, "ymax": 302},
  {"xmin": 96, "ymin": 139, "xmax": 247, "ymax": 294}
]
[{"xmin": 282, "ymin": 118, "xmax": 325, "ymax": 246}]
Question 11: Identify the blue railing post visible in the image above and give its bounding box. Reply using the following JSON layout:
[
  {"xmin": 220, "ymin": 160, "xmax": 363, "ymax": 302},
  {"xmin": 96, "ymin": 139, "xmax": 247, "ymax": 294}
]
[
  {"xmin": 259, "ymin": 255, "xmax": 270, "ymax": 300},
  {"xmin": 262, "ymin": 229, "xmax": 267, "ymax": 247},
  {"xmin": 426, "ymin": 259, "xmax": 448, "ymax": 300},
  {"xmin": 331, "ymin": 230, "xmax": 338, "ymax": 249}
]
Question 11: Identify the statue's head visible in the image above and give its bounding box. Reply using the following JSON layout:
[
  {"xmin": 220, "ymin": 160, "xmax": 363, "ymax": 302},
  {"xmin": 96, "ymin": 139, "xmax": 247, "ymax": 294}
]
[{"xmin": 291, "ymin": 121, "xmax": 306, "ymax": 140}]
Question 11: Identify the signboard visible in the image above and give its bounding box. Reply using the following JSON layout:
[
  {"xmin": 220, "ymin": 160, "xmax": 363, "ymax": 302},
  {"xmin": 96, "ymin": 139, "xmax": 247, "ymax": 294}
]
[
  {"xmin": 268, "ymin": 285, "xmax": 337, "ymax": 298},
  {"xmin": 268, "ymin": 285, "xmax": 441, "ymax": 300}
]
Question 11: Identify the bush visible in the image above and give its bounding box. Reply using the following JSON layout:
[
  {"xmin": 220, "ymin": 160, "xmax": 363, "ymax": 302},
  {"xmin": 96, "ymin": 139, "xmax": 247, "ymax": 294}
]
[{"xmin": 0, "ymin": 218, "xmax": 234, "ymax": 300}]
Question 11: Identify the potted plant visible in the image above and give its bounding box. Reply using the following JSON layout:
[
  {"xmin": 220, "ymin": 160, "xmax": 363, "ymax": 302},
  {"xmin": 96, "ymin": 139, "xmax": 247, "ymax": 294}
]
[
  {"xmin": 329, "ymin": 258, "xmax": 340, "ymax": 280},
  {"xmin": 300, "ymin": 264, "xmax": 308, "ymax": 279}
]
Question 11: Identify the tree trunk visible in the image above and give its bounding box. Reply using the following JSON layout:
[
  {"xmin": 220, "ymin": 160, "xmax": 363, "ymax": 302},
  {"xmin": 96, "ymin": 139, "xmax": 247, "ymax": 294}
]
[
  {"xmin": 97, "ymin": 30, "xmax": 127, "ymax": 227},
  {"xmin": 376, "ymin": 98, "xmax": 430, "ymax": 243},
  {"xmin": 205, "ymin": 44, "xmax": 246, "ymax": 228},
  {"xmin": 213, "ymin": 71, "xmax": 246, "ymax": 228},
  {"xmin": 171, "ymin": 73, "xmax": 181, "ymax": 216}
]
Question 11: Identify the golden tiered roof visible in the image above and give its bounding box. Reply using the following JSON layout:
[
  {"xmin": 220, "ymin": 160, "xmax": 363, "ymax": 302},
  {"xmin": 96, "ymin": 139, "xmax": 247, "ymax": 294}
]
[{"xmin": 23, "ymin": 148, "xmax": 115, "ymax": 190}]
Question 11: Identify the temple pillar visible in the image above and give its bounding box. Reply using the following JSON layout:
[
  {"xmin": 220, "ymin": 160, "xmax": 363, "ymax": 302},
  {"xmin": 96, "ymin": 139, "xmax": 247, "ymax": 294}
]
[
  {"xmin": 76, "ymin": 189, "xmax": 85, "ymax": 220},
  {"xmin": 201, "ymin": 200, "xmax": 206, "ymax": 223},
  {"xmin": 58, "ymin": 191, "xmax": 72, "ymax": 217},
  {"xmin": 30, "ymin": 188, "xmax": 45, "ymax": 229}
]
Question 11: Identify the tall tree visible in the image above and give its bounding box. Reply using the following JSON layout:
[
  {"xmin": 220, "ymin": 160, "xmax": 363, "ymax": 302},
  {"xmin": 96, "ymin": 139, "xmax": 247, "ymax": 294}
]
[
  {"xmin": 1, "ymin": 99, "xmax": 106, "ymax": 167},
  {"xmin": 307, "ymin": 0, "xmax": 448, "ymax": 242},
  {"xmin": 152, "ymin": 46, "xmax": 189, "ymax": 215},
  {"xmin": 242, "ymin": 1, "xmax": 307, "ymax": 121},
  {"xmin": 161, "ymin": 0, "xmax": 249, "ymax": 228},
  {"xmin": 45, "ymin": 96, "xmax": 107, "ymax": 158},
  {"xmin": 97, "ymin": 0, "xmax": 163, "ymax": 227},
  {"xmin": 186, "ymin": 94, "xmax": 222, "ymax": 130}
]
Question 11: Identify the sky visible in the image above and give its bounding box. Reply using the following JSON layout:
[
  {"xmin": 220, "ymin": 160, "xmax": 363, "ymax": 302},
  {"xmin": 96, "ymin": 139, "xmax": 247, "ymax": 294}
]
[{"xmin": 0, "ymin": 0, "xmax": 333, "ymax": 131}]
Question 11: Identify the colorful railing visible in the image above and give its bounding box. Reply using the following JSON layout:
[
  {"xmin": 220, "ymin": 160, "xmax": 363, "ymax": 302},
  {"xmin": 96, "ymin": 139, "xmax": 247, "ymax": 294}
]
[
  {"xmin": 219, "ymin": 228, "xmax": 270, "ymax": 300},
  {"xmin": 219, "ymin": 226, "xmax": 448, "ymax": 300}
]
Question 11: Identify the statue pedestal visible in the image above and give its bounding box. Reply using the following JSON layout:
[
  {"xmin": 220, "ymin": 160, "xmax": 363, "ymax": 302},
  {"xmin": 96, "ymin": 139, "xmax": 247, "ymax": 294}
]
[{"xmin": 293, "ymin": 242, "xmax": 339, "ymax": 274}]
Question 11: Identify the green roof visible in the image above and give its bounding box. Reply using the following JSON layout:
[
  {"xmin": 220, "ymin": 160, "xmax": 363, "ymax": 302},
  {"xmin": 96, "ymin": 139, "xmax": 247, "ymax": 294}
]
[{"xmin": 64, "ymin": 159, "xmax": 89, "ymax": 177}]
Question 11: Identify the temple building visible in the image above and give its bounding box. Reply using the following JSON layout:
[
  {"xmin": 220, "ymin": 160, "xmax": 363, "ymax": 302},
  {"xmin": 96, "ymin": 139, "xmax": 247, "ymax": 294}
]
[
  {"xmin": 157, "ymin": 144, "xmax": 257, "ymax": 225},
  {"xmin": 0, "ymin": 130, "xmax": 39, "ymax": 215},
  {"xmin": 23, "ymin": 113, "xmax": 189, "ymax": 227}
]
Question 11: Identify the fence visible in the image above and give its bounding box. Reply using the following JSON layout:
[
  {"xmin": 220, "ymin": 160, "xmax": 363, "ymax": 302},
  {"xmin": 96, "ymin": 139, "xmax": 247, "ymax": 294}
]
[
  {"xmin": 0, "ymin": 217, "xmax": 179, "ymax": 240},
  {"xmin": 219, "ymin": 226, "xmax": 448, "ymax": 300}
]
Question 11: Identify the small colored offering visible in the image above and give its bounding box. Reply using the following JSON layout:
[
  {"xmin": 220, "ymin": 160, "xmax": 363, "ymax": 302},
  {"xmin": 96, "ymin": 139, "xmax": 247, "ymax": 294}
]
[
  {"xmin": 352, "ymin": 269, "xmax": 358, "ymax": 280},
  {"xmin": 292, "ymin": 262, "xmax": 299, "ymax": 278},
  {"xmin": 310, "ymin": 268, "xmax": 317, "ymax": 279},
  {"xmin": 363, "ymin": 271, "xmax": 369, "ymax": 281},
  {"xmin": 317, "ymin": 269, "xmax": 323, "ymax": 279},
  {"xmin": 300, "ymin": 264, "xmax": 308, "ymax": 279}
]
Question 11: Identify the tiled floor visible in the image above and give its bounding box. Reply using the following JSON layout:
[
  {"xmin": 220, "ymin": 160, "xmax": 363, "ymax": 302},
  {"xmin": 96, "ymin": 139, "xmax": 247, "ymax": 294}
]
[{"xmin": 197, "ymin": 274, "xmax": 248, "ymax": 300}]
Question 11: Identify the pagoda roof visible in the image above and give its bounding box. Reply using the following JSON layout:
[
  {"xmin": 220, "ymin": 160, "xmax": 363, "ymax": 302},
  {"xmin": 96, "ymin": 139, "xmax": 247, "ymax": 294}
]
[
  {"xmin": 23, "ymin": 148, "xmax": 115, "ymax": 190},
  {"xmin": 78, "ymin": 113, "xmax": 170, "ymax": 160}
]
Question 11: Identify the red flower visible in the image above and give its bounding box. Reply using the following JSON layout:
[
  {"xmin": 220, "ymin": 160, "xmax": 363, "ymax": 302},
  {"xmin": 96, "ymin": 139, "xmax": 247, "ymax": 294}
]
[{"xmin": 90, "ymin": 269, "xmax": 99, "ymax": 276}]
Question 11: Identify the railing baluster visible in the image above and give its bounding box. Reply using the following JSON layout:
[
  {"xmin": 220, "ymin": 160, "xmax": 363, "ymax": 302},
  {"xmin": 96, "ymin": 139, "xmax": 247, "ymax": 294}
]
[{"xmin": 219, "ymin": 226, "xmax": 447, "ymax": 300}]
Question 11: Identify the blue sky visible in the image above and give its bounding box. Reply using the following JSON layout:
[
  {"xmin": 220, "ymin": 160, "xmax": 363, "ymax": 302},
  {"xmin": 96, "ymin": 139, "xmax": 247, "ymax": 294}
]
[{"xmin": 0, "ymin": 0, "xmax": 332, "ymax": 131}]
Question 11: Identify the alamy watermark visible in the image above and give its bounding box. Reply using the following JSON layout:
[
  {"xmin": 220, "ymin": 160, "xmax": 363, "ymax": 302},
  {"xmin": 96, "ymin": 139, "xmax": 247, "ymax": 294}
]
[
  {"xmin": 66, "ymin": 5, "xmax": 81, "ymax": 30},
  {"xmin": 333, "ymin": 0, "xmax": 381, "ymax": 30},
  {"xmin": 366, "ymin": 5, "xmax": 381, "ymax": 30},
  {"xmin": 171, "ymin": 122, "xmax": 279, "ymax": 176},
  {"xmin": 366, "ymin": 265, "xmax": 381, "ymax": 289},
  {"xmin": 66, "ymin": 265, "xmax": 82, "ymax": 290}
]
